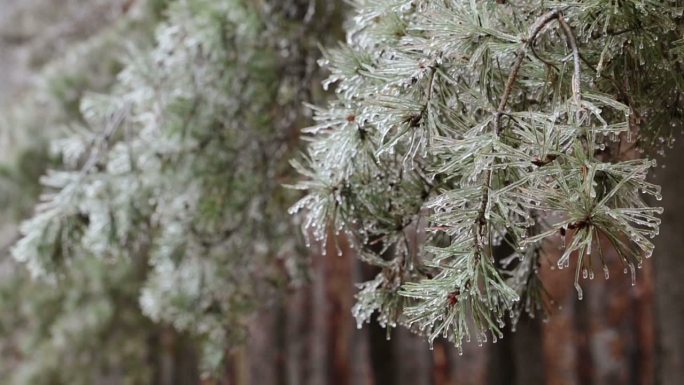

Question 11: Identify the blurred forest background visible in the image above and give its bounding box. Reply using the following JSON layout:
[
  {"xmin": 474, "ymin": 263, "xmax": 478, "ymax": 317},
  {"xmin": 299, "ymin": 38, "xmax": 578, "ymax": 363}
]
[{"xmin": 0, "ymin": 1, "xmax": 683, "ymax": 385}]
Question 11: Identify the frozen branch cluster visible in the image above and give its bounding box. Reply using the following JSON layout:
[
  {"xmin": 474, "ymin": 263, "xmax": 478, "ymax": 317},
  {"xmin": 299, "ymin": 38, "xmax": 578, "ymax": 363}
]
[
  {"xmin": 292, "ymin": 0, "xmax": 684, "ymax": 350},
  {"xmin": 9, "ymin": 0, "xmax": 329, "ymax": 375},
  {"xmin": 0, "ymin": 2, "xmax": 165, "ymax": 383}
]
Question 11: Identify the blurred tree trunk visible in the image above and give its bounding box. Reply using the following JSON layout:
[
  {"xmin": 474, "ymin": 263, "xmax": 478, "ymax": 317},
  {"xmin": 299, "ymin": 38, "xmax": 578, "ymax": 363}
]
[
  {"xmin": 149, "ymin": 328, "xmax": 200, "ymax": 385},
  {"xmin": 653, "ymin": 139, "xmax": 684, "ymax": 385},
  {"xmin": 538, "ymin": 236, "xmax": 656, "ymax": 385}
]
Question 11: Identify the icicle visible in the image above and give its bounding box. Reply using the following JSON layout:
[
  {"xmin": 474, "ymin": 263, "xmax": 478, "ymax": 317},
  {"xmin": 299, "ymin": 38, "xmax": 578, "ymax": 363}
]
[{"xmin": 574, "ymin": 282, "xmax": 583, "ymax": 300}]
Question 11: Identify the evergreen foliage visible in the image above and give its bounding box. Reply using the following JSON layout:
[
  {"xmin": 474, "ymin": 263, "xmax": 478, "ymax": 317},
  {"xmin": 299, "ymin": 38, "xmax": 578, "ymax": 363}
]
[
  {"xmin": 0, "ymin": 2, "xmax": 167, "ymax": 383},
  {"xmin": 1, "ymin": 0, "xmax": 682, "ymax": 381},
  {"xmin": 3, "ymin": 0, "xmax": 340, "ymax": 380},
  {"xmin": 292, "ymin": 0, "xmax": 683, "ymax": 350}
]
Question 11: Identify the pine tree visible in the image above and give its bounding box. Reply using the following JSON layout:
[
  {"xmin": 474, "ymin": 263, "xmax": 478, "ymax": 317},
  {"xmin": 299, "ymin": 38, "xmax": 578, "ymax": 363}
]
[
  {"xmin": 292, "ymin": 0, "xmax": 683, "ymax": 351},
  {"xmin": 4, "ymin": 0, "xmax": 341, "ymax": 380},
  {"xmin": 0, "ymin": 1, "xmax": 168, "ymax": 383},
  {"xmin": 3, "ymin": 0, "xmax": 683, "ymax": 382}
]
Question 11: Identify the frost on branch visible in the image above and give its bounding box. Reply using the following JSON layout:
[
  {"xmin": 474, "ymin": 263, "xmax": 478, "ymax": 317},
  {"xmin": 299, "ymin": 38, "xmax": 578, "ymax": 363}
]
[
  {"xmin": 11, "ymin": 0, "xmax": 328, "ymax": 374},
  {"xmin": 292, "ymin": 0, "xmax": 682, "ymax": 351}
]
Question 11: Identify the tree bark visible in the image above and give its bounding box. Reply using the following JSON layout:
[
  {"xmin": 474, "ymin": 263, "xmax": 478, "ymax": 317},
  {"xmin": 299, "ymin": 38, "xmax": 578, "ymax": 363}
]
[{"xmin": 653, "ymin": 140, "xmax": 684, "ymax": 385}]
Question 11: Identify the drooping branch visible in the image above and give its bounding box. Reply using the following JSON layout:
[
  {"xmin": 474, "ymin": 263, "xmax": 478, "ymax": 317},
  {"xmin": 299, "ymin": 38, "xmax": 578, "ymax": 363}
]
[
  {"xmin": 495, "ymin": 9, "xmax": 561, "ymax": 133},
  {"xmin": 295, "ymin": 0, "xmax": 671, "ymax": 351},
  {"xmin": 477, "ymin": 9, "xmax": 577, "ymax": 260}
]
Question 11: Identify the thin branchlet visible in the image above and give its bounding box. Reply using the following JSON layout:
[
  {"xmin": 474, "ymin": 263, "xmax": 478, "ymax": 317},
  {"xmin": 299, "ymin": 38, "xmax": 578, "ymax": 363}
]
[
  {"xmin": 557, "ymin": 14, "xmax": 582, "ymax": 108},
  {"xmin": 481, "ymin": 9, "xmax": 582, "ymax": 261}
]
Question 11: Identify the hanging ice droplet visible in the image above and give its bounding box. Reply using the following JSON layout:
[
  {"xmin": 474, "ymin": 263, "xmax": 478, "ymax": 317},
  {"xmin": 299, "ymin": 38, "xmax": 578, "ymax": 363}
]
[
  {"xmin": 575, "ymin": 282, "xmax": 583, "ymax": 300},
  {"xmin": 560, "ymin": 231, "xmax": 566, "ymax": 249},
  {"xmin": 630, "ymin": 264, "xmax": 636, "ymax": 286}
]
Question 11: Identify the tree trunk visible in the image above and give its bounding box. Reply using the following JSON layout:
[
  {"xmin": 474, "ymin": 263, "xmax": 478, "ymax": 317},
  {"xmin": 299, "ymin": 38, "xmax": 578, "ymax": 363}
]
[{"xmin": 653, "ymin": 139, "xmax": 684, "ymax": 385}]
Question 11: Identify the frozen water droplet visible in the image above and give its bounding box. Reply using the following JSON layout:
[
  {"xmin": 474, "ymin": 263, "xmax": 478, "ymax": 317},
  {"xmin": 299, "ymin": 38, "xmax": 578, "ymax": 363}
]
[{"xmin": 575, "ymin": 282, "xmax": 583, "ymax": 300}]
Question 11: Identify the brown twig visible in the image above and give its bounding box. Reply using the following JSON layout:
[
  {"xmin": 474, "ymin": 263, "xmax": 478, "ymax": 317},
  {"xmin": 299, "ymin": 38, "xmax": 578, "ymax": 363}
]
[
  {"xmin": 494, "ymin": 9, "xmax": 561, "ymax": 134},
  {"xmin": 476, "ymin": 9, "xmax": 583, "ymax": 260}
]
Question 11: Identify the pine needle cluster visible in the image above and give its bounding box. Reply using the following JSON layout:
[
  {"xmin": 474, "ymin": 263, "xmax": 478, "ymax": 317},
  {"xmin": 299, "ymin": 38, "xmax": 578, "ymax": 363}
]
[{"xmin": 292, "ymin": 0, "xmax": 683, "ymax": 350}]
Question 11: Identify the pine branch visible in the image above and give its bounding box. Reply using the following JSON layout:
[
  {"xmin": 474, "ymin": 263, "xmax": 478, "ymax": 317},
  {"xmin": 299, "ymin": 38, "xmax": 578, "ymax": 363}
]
[{"xmin": 295, "ymin": 0, "xmax": 677, "ymax": 353}]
